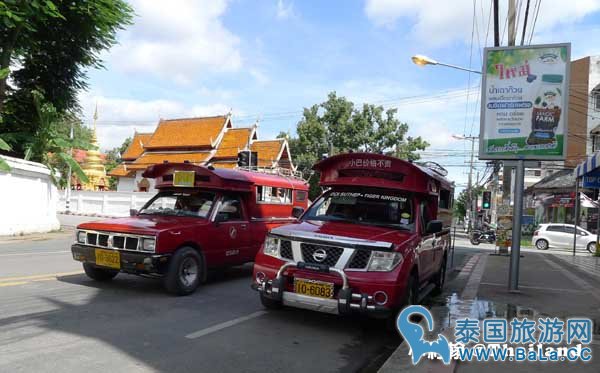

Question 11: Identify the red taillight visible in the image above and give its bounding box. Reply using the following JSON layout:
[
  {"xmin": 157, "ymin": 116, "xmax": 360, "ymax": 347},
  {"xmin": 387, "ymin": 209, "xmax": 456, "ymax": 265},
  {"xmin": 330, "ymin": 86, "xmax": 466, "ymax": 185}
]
[{"xmin": 533, "ymin": 230, "xmax": 539, "ymax": 236}]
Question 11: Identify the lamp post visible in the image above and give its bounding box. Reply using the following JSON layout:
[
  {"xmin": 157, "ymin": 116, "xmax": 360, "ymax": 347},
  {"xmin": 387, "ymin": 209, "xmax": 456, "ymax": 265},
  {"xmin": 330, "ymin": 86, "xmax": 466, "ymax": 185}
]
[
  {"xmin": 453, "ymin": 134, "xmax": 479, "ymax": 233},
  {"xmin": 411, "ymin": 55, "xmax": 482, "ymax": 74}
]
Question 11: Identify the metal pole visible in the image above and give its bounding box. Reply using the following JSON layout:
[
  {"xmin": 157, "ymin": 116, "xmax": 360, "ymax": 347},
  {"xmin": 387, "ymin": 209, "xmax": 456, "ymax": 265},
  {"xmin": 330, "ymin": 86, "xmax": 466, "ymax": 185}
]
[
  {"xmin": 508, "ymin": 0, "xmax": 517, "ymax": 46},
  {"xmin": 65, "ymin": 122, "xmax": 74, "ymax": 213},
  {"xmin": 467, "ymin": 138, "xmax": 475, "ymax": 233},
  {"xmin": 508, "ymin": 160, "xmax": 524, "ymax": 291},
  {"xmin": 573, "ymin": 179, "xmax": 580, "ymax": 256},
  {"xmin": 596, "ymin": 193, "xmax": 599, "ymax": 253},
  {"xmin": 493, "ymin": 0, "xmax": 500, "ymax": 47},
  {"xmin": 436, "ymin": 62, "xmax": 482, "ymax": 74},
  {"xmin": 451, "ymin": 225, "xmax": 456, "ymax": 268}
]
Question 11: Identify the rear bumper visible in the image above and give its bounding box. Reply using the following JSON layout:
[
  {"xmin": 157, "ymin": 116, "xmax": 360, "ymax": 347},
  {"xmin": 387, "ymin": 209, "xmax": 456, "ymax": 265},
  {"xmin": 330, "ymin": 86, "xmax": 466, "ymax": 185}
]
[
  {"xmin": 71, "ymin": 244, "xmax": 171, "ymax": 274},
  {"xmin": 252, "ymin": 261, "xmax": 395, "ymax": 318}
]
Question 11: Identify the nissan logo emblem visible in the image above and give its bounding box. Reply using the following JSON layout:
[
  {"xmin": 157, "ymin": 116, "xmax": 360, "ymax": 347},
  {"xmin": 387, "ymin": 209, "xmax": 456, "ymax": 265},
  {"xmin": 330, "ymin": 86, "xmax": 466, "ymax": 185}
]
[{"xmin": 312, "ymin": 248, "xmax": 327, "ymax": 263}]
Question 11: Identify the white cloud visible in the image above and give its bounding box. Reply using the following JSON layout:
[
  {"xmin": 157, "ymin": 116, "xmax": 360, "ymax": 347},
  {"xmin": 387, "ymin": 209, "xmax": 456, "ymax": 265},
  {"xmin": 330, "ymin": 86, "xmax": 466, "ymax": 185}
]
[
  {"xmin": 276, "ymin": 0, "xmax": 295, "ymax": 20},
  {"xmin": 78, "ymin": 92, "xmax": 232, "ymax": 150},
  {"xmin": 364, "ymin": 0, "xmax": 600, "ymax": 47},
  {"xmin": 109, "ymin": 0, "xmax": 242, "ymax": 84},
  {"xmin": 249, "ymin": 68, "xmax": 270, "ymax": 86}
]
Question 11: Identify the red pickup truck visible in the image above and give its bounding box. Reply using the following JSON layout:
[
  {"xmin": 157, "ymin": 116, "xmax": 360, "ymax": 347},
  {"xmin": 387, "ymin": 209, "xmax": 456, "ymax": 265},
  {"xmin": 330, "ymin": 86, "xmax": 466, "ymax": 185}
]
[
  {"xmin": 71, "ymin": 163, "xmax": 309, "ymax": 295},
  {"xmin": 252, "ymin": 153, "xmax": 453, "ymax": 318}
]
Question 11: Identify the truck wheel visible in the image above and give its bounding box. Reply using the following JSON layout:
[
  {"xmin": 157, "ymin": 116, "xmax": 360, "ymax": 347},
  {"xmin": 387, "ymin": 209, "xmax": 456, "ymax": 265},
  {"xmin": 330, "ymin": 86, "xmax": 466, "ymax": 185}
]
[
  {"xmin": 259, "ymin": 292, "xmax": 282, "ymax": 309},
  {"xmin": 83, "ymin": 263, "xmax": 118, "ymax": 281},
  {"xmin": 432, "ymin": 256, "xmax": 447, "ymax": 294},
  {"xmin": 164, "ymin": 246, "xmax": 203, "ymax": 296},
  {"xmin": 402, "ymin": 273, "xmax": 418, "ymax": 307}
]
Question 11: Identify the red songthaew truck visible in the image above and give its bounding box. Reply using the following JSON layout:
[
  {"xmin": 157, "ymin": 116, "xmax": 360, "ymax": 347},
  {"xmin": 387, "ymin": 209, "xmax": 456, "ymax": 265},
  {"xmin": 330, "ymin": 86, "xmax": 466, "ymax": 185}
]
[
  {"xmin": 71, "ymin": 163, "xmax": 309, "ymax": 295},
  {"xmin": 252, "ymin": 153, "xmax": 453, "ymax": 317}
]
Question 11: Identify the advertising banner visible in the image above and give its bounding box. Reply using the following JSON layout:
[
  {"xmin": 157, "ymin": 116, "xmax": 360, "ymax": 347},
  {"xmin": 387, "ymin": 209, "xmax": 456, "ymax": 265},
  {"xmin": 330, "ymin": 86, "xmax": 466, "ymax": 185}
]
[{"xmin": 479, "ymin": 43, "xmax": 571, "ymax": 160}]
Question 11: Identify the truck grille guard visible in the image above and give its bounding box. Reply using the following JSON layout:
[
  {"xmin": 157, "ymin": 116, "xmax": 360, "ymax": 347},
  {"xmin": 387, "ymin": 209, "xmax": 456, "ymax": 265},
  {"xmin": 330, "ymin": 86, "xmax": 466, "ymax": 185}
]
[{"xmin": 254, "ymin": 262, "xmax": 388, "ymax": 315}]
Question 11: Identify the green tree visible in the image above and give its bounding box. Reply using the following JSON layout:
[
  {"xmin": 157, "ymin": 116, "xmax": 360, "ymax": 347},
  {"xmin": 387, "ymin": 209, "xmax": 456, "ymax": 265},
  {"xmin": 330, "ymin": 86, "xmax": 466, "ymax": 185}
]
[
  {"xmin": 453, "ymin": 186, "xmax": 485, "ymax": 218},
  {"xmin": 287, "ymin": 92, "xmax": 430, "ymax": 199},
  {"xmin": 1, "ymin": 0, "xmax": 133, "ymax": 155}
]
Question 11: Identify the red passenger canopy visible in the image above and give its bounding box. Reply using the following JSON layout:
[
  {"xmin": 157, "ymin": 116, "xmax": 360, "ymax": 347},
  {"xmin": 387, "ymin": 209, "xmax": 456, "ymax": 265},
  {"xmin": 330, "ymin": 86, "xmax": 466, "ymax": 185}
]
[
  {"xmin": 142, "ymin": 163, "xmax": 308, "ymax": 192},
  {"xmin": 313, "ymin": 153, "xmax": 452, "ymax": 194}
]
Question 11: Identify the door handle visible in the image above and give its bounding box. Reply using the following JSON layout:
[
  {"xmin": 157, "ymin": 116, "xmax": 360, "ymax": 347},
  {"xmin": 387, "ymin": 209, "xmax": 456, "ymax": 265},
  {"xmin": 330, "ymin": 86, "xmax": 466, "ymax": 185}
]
[
  {"xmin": 170, "ymin": 231, "xmax": 181, "ymax": 235},
  {"xmin": 240, "ymin": 224, "xmax": 248, "ymax": 230}
]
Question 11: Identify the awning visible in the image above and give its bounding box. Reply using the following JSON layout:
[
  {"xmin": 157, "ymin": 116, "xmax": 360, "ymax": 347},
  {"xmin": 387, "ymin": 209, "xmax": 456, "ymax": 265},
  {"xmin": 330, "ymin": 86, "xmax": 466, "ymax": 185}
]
[{"xmin": 575, "ymin": 151, "xmax": 600, "ymax": 178}]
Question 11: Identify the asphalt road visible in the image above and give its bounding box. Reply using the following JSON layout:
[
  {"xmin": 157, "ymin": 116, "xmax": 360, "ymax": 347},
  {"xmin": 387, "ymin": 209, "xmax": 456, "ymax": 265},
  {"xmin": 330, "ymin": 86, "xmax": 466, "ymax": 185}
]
[{"xmin": 0, "ymin": 232, "xmax": 473, "ymax": 373}]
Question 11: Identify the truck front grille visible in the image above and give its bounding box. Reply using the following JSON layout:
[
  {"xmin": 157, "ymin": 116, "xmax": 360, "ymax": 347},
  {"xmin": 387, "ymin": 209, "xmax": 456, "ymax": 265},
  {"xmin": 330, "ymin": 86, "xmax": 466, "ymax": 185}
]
[
  {"xmin": 86, "ymin": 233, "xmax": 97, "ymax": 246},
  {"xmin": 98, "ymin": 234, "xmax": 109, "ymax": 247},
  {"xmin": 300, "ymin": 243, "xmax": 343, "ymax": 267},
  {"xmin": 125, "ymin": 237, "xmax": 139, "ymax": 250},
  {"xmin": 347, "ymin": 249, "xmax": 371, "ymax": 269},
  {"xmin": 112, "ymin": 236, "xmax": 125, "ymax": 249},
  {"xmin": 280, "ymin": 240, "xmax": 293, "ymax": 260}
]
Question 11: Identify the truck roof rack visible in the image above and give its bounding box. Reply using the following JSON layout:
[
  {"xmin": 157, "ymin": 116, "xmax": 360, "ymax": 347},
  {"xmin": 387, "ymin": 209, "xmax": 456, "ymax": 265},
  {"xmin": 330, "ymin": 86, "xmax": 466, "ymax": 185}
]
[
  {"xmin": 416, "ymin": 161, "xmax": 449, "ymax": 177},
  {"xmin": 235, "ymin": 165, "xmax": 306, "ymax": 181}
]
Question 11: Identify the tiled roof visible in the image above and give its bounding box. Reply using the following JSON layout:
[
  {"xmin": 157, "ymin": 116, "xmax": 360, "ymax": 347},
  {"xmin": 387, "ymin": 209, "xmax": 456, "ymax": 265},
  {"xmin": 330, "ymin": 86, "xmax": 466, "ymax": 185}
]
[
  {"xmin": 213, "ymin": 128, "xmax": 252, "ymax": 158},
  {"xmin": 212, "ymin": 161, "xmax": 238, "ymax": 169},
  {"xmin": 144, "ymin": 116, "xmax": 228, "ymax": 149},
  {"xmin": 128, "ymin": 152, "xmax": 213, "ymax": 170},
  {"xmin": 107, "ymin": 164, "xmax": 134, "ymax": 177},
  {"xmin": 122, "ymin": 133, "xmax": 153, "ymax": 160},
  {"xmin": 526, "ymin": 168, "xmax": 575, "ymax": 192},
  {"xmin": 250, "ymin": 139, "xmax": 285, "ymax": 167}
]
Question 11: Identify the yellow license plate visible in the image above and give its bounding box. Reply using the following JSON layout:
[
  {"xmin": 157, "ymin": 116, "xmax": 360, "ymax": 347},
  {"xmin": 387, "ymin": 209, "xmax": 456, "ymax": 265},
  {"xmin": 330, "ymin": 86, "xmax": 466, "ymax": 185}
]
[
  {"xmin": 95, "ymin": 249, "xmax": 120, "ymax": 269},
  {"xmin": 294, "ymin": 278, "xmax": 334, "ymax": 299}
]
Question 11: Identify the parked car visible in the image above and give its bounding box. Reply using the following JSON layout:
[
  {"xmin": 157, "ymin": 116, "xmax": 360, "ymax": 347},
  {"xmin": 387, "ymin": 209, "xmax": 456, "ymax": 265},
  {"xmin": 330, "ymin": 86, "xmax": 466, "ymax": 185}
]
[
  {"xmin": 252, "ymin": 153, "xmax": 454, "ymax": 318},
  {"xmin": 71, "ymin": 163, "xmax": 309, "ymax": 295},
  {"xmin": 532, "ymin": 223, "xmax": 597, "ymax": 253}
]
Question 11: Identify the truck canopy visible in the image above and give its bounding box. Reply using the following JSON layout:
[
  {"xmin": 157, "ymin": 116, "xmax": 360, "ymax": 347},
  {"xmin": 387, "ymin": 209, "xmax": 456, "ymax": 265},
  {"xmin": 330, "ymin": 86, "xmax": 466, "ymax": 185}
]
[
  {"xmin": 313, "ymin": 153, "xmax": 453, "ymax": 195},
  {"xmin": 142, "ymin": 162, "xmax": 308, "ymax": 192}
]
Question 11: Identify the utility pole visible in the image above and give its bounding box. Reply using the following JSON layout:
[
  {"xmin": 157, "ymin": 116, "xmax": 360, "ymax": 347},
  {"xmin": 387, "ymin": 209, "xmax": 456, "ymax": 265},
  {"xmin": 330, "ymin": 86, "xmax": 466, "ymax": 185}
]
[
  {"xmin": 65, "ymin": 122, "xmax": 74, "ymax": 213},
  {"xmin": 508, "ymin": 0, "xmax": 517, "ymax": 46},
  {"xmin": 493, "ymin": 0, "xmax": 500, "ymax": 46}
]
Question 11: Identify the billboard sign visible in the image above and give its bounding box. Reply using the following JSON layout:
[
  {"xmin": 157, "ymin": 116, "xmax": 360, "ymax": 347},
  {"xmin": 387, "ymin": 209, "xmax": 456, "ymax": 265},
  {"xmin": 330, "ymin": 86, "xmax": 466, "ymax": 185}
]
[
  {"xmin": 479, "ymin": 43, "xmax": 570, "ymax": 160},
  {"xmin": 583, "ymin": 169, "xmax": 600, "ymax": 189}
]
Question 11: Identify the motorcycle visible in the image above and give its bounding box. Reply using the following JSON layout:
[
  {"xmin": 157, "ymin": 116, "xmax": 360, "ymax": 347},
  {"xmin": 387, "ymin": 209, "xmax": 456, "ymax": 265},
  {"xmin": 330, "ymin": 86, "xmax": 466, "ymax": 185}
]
[{"xmin": 470, "ymin": 229, "xmax": 496, "ymax": 245}]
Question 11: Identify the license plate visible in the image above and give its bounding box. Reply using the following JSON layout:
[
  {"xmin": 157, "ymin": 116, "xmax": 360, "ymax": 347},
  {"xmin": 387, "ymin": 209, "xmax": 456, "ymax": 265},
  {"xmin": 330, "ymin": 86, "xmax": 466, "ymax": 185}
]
[
  {"xmin": 95, "ymin": 249, "xmax": 120, "ymax": 269},
  {"xmin": 294, "ymin": 278, "xmax": 334, "ymax": 299}
]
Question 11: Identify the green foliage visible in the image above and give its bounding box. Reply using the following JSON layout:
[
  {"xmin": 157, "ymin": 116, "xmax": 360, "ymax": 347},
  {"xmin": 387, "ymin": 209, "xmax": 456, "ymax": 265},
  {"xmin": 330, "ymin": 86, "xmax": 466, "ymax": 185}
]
[
  {"xmin": 0, "ymin": 135, "xmax": 11, "ymax": 171},
  {"xmin": 0, "ymin": 0, "xmax": 133, "ymax": 156},
  {"xmin": 19, "ymin": 90, "xmax": 91, "ymax": 186},
  {"xmin": 105, "ymin": 136, "xmax": 132, "ymax": 190},
  {"xmin": 453, "ymin": 186, "xmax": 486, "ymax": 218},
  {"xmin": 287, "ymin": 91, "xmax": 429, "ymax": 199}
]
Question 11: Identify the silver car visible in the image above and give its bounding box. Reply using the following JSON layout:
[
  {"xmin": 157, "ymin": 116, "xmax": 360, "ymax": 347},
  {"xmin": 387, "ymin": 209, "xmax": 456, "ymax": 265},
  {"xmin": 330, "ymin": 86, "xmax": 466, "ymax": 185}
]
[{"xmin": 532, "ymin": 223, "xmax": 597, "ymax": 253}]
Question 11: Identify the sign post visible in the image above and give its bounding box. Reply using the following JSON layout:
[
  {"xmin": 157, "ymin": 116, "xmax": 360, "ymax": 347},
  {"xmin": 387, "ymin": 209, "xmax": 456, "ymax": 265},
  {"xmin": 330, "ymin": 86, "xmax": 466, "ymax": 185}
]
[{"xmin": 479, "ymin": 43, "xmax": 571, "ymax": 291}]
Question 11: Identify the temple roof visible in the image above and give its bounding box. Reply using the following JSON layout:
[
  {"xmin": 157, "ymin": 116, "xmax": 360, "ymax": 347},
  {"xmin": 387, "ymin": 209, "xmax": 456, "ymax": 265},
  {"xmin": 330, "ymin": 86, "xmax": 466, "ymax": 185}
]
[
  {"xmin": 213, "ymin": 127, "xmax": 255, "ymax": 159},
  {"xmin": 107, "ymin": 164, "xmax": 134, "ymax": 177},
  {"xmin": 128, "ymin": 151, "xmax": 213, "ymax": 170},
  {"xmin": 72, "ymin": 149, "xmax": 106, "ymax": 163},
  {"xmin": 144, "ymin": 116, "xmax": 230, "ymax": 150},
  {"xmin": 122, "ymin": 133, "xmax": 153, "ymax": 161},
  {"xmin": 250, "ymin": 139, "xmax": 288, "ymax": 167}
]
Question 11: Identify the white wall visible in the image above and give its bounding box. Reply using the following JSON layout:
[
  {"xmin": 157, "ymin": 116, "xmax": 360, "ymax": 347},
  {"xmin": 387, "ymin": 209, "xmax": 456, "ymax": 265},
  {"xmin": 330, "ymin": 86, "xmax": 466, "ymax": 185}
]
[
  {"xmin": 0, "ymin": 156, "xmax": 60, "ymax": 236},
  {"xmin": 115, "ymin": 171, "xmax": 156, "ymax": 192},
  {"xmin": 59, "ymin": 190, "xmax": 154, "ymax": 217},
  {"xmin": 587, "ymin": 56, "xmax": 600, "ymax": 154}
]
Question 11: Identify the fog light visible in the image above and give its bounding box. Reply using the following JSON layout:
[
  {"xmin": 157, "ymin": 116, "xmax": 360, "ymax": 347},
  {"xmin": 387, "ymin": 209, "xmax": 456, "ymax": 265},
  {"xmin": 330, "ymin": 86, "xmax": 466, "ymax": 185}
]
[
  {"xmin": 373, "ymin": 291, "xmax": 388, "ymax": 305},
  {"xmin": 256, "ymin": 272, "xmax": 266, "ymax": 283}
]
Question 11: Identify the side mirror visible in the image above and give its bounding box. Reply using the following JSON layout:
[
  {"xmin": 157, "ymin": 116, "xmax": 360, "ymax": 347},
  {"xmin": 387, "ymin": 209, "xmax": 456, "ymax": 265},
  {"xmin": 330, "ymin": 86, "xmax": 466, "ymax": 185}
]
[
  {"xmin": 291, "ymin": 206, "xmax": 304, "ymax": 219},
  {"xmin": 425, "ymin": 220, "xmax": 443, "ymax": 235},
  {"xmin": 130, "ymin": 209, "xmax": 138, "ymax": 216}
]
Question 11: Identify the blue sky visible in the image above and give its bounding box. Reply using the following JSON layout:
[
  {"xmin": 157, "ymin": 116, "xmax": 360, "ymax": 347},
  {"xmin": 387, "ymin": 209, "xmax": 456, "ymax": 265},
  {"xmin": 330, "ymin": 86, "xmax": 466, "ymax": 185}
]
[{"xmin": 81, "ymin": 0, "xmax": 600, "ymax": 188}]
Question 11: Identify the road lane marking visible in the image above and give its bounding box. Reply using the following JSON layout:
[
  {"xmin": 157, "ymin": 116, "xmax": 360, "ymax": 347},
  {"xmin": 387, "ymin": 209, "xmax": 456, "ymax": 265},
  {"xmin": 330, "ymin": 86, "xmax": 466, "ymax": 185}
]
[
  {"xmin": 0, "ymin": 271, "xmax": 84, "ymax": 283},
  {"xmin": 0, "ymin": 250, "xmax": 71, "ymax": 257},
  {"xmin": 0, "ymin": 281, "xmax": 28, "ymax": 287},
  {"xmin": 185, "ymin": 311, "xmax": 268, "ymax": 339}
]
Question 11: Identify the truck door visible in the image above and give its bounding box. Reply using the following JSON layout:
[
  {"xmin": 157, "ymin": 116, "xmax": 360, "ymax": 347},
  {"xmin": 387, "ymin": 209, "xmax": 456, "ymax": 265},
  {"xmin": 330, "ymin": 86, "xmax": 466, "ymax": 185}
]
[
  {"xmin": 212, "ymin": 194, "xmax": 252, "ymax": 264},
  {"xmin": 418, "ymin": 201, "xmax": 435, "ymax": 283}
]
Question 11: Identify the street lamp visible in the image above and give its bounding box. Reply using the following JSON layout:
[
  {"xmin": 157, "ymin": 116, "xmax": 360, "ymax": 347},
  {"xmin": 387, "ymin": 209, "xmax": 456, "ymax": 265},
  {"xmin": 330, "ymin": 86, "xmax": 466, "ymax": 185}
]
[
  {"xmin": 452, "ymin": 134, "xmax": 479, "ymax": 233},
  {"xmin": 411, "ymin": 54, "xmax": 482, "ymax": 74}
]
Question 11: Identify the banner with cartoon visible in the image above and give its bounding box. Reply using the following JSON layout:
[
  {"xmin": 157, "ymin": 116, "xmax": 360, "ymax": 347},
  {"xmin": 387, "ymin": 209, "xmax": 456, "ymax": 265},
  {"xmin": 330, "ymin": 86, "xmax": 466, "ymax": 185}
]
[{"xmin": 479, "ymin": 43, "xmax": 570, "ymax": 160}]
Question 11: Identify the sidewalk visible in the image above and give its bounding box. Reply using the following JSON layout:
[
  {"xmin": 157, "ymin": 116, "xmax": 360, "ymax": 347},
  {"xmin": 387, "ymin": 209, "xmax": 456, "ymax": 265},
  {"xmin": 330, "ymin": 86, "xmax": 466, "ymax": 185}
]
[{"xmin": 380, "ymin": 251, "xmax": 600, "ymax": 372}]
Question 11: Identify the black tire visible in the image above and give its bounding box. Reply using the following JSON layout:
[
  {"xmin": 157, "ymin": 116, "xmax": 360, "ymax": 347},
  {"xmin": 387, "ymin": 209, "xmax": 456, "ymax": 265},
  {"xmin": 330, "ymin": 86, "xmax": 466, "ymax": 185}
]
[
  {"xmin": 164, "ymin": 246, "xmax": 203, "ymax": 296},
  {"xmin": 259, "ymin": 292, "xmax": 282, "ymax": 309},
  {"xmin": 432, "ymin": 255, "xmax": 447, "ymax": 294},
  {"xmin": 83, "ymin": 263, "xmax": 118, "ymax": 281},
  {"xmin": 402, "ymin": 272, "xmax": 419, "ymax": 307},
  {"xmin": 470, "ymin": 237, "xmax": 480, "ymax": 245},
  {"xmin": 535, "ymin": 239, "xmax": 549, "ymax": 250},
  {"xmin": 587, "ymin": 242, "xmax": 596, "ymax": 254}
]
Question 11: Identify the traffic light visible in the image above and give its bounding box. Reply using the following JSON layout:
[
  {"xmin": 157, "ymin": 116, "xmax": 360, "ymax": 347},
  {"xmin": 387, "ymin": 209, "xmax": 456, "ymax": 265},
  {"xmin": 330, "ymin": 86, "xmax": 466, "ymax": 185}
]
[
  {"xmin": 237, "ymin": 150, "xmax": 250, "ymax": 167},
  {"xmin": 482, "ymin": 191, "xmax": 491, "ymax": 209}
]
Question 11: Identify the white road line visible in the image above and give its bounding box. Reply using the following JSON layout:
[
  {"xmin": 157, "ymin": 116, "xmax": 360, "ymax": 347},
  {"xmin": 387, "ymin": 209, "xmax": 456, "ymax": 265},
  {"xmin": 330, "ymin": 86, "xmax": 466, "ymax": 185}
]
[
  {"xmin": 185, "ymin": 311, "xmax": 268, "ymax": 339},
  {"xmin": 0, "ymin": 251, "xmax": 70, "ymax": 257}
]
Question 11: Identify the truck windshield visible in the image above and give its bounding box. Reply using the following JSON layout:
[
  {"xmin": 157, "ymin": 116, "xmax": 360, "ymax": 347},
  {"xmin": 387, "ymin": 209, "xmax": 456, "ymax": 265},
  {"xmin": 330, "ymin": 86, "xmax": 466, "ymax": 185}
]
[
  {"xmin": 139, "ymin": 191, "xmax": 216, "ymax": 218},
  {"xmin": 303, "ymin": 190, "xmax": 414, "ymax": 230}
]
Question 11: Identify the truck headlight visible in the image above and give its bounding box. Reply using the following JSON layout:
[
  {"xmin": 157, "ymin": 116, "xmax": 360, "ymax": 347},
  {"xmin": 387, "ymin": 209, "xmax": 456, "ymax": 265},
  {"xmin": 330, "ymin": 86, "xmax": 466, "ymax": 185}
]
[
  {"xmin": 263, "ymin": 235, "xmax": 280, "ymax": 258},
  {"xmin": 141, "ymin": 238, "xmax": 156, "ymax": 252},
  {"xmin": 76, "ymin": 231, "xmax": 86, "ymax": 244},
  {"xmin": 367, "ymin": 251, "xmax": 403, "ymax": 271}
]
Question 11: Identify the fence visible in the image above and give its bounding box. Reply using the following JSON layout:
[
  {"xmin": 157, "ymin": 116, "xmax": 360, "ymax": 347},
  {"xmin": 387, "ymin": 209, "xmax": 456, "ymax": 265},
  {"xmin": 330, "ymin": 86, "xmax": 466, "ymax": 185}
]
[{"xmin": 58, "ymin": 190, "xmax": 154, "ymax": 217}]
